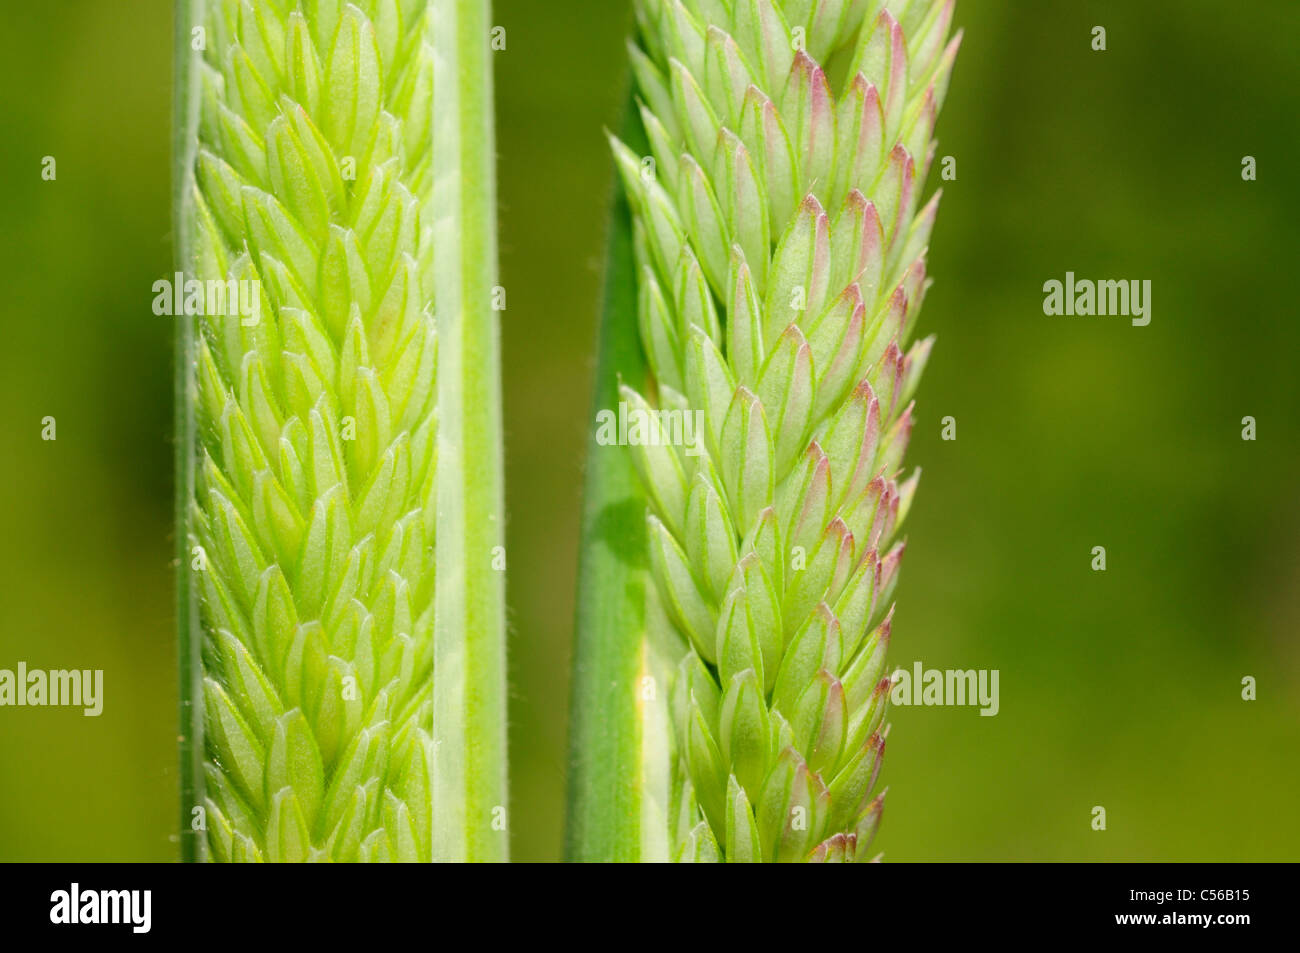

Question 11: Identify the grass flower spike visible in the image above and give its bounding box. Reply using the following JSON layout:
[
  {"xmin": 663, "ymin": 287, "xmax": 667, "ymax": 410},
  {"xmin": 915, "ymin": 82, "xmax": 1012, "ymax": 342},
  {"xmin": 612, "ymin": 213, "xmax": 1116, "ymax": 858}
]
[
  {"xmin": 177, "ymin": 0, "xmax": 439, "ymax": 862},
  {"xmin": 606, "ymin": 0, "xmax": 960, "ymax": 861}
]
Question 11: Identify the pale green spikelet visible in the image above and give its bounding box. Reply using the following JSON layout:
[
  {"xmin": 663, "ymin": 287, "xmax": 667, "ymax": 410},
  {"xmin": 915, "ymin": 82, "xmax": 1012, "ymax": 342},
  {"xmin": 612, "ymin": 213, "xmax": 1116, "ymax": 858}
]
[
  {"xmin": 612, "ymin": 0, "xmax": 960, "ymax": 861},
  {"xmin": 181, "ymin": 0, "xmax": 435, "ymax": 862}
]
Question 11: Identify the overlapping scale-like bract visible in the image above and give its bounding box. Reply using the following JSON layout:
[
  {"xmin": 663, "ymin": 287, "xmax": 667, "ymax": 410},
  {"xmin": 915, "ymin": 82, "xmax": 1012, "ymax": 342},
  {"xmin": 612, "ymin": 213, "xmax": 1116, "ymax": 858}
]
[
  {"xmin": 187, "ymin": 0, "xmax": 435, "ymax": 862},
  {"xmin": 613, "ymin": 0, "xmax": 959, "ymax": 861}
]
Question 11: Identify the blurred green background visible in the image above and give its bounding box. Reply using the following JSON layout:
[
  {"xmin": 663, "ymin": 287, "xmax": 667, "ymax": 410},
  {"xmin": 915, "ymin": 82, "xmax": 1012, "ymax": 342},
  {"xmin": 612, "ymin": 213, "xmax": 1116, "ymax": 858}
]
[{"xmin": 1, "ymin": 0, "xmax": 1297, "ymax": 862}]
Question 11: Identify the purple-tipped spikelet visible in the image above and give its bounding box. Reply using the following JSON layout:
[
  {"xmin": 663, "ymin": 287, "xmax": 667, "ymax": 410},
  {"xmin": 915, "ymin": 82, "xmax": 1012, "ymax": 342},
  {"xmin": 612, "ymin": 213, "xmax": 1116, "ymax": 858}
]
[{"xmin": 611, "ymin": 0, "xmax": 960, "ymax": 861}]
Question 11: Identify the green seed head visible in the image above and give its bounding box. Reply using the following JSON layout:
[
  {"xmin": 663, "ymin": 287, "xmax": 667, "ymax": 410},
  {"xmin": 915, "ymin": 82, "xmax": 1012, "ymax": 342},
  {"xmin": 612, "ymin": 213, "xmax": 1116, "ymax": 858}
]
[{"xmin": 186, "ymin": 0, "xmax": 436, "ymax": 863}]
